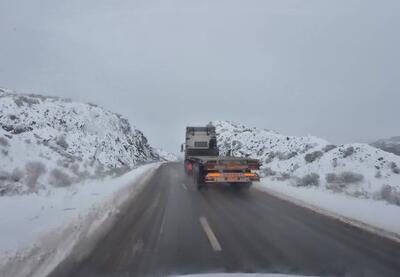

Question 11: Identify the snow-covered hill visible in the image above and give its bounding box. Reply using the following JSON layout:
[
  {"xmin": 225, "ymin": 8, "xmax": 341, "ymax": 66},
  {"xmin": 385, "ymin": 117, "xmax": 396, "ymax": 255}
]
[
  {"xmin": 0, "ymin": 88, "xmax": 159, "ymax": 195},
  {"xmin": 371, "ymin": 136, "xmax": 400, "ymax": 156},
  {"xmin": 212, "ymin": 121, "xmax": 400, "ymax": 206}
]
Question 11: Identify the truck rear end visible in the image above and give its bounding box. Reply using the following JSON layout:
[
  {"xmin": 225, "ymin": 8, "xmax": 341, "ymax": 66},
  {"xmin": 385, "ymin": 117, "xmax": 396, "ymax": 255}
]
[
  {"xmin": 189, "ymin": 157, "xmax": 260, "ymax": 189},
  {"xmin": 202, "ymin": 158, "xmax": 260, "ymax": 184},
  {"xmin": 183, "ymin": 125, "xmax": 261, "ymax": 190}
]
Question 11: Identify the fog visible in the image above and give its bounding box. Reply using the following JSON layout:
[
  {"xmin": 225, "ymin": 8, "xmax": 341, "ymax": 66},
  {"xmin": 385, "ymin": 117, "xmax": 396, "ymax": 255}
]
[{"xmin": 1, "ymin": 0, "xmax": 399, "ymax": 153}]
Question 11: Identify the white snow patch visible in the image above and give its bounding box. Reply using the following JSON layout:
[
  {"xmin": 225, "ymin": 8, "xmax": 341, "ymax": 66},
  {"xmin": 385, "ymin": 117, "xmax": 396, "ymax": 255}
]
[
  {"xmin": 257, "ymin": 178, "xmax": 400, "ymax": 240},
  {"xmin": 0, "ymin": 162, "xmax": 162, "ymax": 277}
]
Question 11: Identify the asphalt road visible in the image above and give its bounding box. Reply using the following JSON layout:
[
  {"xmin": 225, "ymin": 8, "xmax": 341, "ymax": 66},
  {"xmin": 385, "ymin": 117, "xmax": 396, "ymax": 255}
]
[{"xmin": 50, "ymin": 162, "xmax": 400, "ymax": 277}]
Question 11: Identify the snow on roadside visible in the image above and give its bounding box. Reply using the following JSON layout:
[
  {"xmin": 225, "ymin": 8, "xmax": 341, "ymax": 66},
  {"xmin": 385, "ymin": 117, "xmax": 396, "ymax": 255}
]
[
  {"xmin": 0, "ymin": 162, "xmax": 162, "ymax": 277},
  {"xmin": 256, "ymin": 179, "xmax": 400, "ymax": 239}
]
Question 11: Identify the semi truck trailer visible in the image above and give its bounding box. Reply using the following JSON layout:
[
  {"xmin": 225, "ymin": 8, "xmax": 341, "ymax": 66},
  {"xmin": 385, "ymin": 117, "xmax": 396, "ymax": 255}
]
[{"xmin": 182, "ymin": 125, "xmax": 261, "ymax": 190}]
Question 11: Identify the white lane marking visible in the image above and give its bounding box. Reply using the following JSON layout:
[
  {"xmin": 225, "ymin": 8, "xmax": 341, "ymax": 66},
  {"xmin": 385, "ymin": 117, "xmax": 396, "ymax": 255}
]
[
  {"xmin": 199, "ymin": 216, "xmax": 222, "ymax": 251},
  {"xmin": 159, "ymin": 213, "xmax": 166, "ymax": 236},
  {"xmin": 182, "ymin": 183, "xmax": 188, "ymax": 190},
  {"xmin": 150, "ymin": 192, "xmax": 161, "ymax": 210}
]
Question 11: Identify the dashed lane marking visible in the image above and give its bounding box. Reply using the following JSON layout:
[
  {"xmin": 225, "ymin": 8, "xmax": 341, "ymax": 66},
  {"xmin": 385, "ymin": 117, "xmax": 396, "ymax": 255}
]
[{"xmin": 199, "ymin": 216, "xmax": 222, "ymax": 251}]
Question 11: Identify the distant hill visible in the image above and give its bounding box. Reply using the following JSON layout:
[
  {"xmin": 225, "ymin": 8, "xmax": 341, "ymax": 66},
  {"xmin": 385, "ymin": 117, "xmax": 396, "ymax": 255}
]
[{"xmin": 371, "ymin": 136, "xmax": 400, "ymax": 156}]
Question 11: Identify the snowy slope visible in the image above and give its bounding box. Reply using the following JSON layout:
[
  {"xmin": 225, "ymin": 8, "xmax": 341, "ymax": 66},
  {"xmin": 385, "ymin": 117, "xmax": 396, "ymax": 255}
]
[
  {"xmin": 212, "ymin": 121, "xmax": 400, "ymax": 206},
  {"xmin": 371, "ymin": 136, "xmax": 400, "ymax": 156},
  {"xmin": 0, "ymin": 88, "xmax": 159, "ymax": 195}
]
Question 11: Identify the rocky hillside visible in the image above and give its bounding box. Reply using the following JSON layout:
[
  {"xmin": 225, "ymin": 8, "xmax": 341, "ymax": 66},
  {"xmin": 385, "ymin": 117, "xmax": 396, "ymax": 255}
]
[
  {"xmin": 212, "ymin": 121, "xmax": 400, "ymax": 205},
  {"xmin": 0, "ymin": 88, "xmax": 159, "ymax": 195},
  {"xmin": 371, "ymin": 136, "xmax": 400, "ymax": 156}
]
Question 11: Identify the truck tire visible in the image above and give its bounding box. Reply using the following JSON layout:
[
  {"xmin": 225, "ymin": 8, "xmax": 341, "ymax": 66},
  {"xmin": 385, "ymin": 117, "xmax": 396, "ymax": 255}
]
[
  {"xmin": 184, "ymin": 161, "xmax": 193, "ymax": 175},
  {"xmin": 193, "ymin": 164, "xmax": 205, "ymax": 190}
]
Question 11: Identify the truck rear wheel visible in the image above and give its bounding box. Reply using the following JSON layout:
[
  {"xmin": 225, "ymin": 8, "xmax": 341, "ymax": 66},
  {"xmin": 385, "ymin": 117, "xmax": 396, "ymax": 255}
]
[{"xmin": 193, "ymin": 164, "xmax": 206, "ymax": 190}]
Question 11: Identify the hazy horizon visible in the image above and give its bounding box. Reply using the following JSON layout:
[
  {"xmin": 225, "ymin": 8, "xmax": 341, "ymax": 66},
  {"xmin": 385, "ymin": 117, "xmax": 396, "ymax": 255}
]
[{"xmin": 1, "ymin": 0, "xmax": 399, "ymax": 153}]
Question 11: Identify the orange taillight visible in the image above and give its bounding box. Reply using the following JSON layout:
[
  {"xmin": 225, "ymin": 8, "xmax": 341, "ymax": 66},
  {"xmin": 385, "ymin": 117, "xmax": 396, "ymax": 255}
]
[
  {"xmin": 244, "ymin": 172, "xmax": 256, "ymax": 177},
  {"xmin": 207, "ymin": 172, "xmax": 222, "ymax": 178}
]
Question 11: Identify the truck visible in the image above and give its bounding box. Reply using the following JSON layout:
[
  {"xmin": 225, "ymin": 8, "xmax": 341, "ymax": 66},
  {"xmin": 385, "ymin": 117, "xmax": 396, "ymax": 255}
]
[{"xmin": 181, "ymin": 125, "xmax": 261, "ymax": 190}]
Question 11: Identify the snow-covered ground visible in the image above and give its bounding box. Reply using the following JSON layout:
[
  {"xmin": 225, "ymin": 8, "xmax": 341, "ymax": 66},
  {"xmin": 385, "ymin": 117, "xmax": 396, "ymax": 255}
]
[
  {"xmin": 0, "ymin": 87, "xmax": 160, "ymax": 196},
  {"xmin": 212, "ymin": 120, "xmax": 400, "ymax": 238},
  {"xmin": 256, "ymin": 180, "xmax": 400, "ymax": 240},
  {"xmin": 212, "ymin": 120, "xmax": 400, "ymax": 206},
  {"xmin": 0, "ymin": 162, "xmax": 162, "ymax": 277}
]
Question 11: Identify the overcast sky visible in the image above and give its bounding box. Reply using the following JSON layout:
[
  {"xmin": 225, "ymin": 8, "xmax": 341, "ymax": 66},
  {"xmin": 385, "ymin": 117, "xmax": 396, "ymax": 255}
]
[{"xmin": 0, "ymin": 0, "xmax": 399, "ymax": 153}]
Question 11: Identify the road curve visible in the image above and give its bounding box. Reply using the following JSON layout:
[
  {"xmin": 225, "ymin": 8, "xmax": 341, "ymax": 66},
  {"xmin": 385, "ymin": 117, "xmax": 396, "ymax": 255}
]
[{"xmin": 50, "ymin": 162, "xmax": 400, "ymax": 277}]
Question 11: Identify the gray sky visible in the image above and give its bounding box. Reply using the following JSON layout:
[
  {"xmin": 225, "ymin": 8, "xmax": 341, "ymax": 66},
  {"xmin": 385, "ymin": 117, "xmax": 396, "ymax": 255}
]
[{"xmin": 1, "ymin": 0, "xmax": 399, "ymax": 154}]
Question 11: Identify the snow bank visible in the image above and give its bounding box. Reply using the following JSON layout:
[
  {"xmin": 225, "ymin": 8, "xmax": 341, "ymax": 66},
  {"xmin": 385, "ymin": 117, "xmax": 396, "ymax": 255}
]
[
  {"xmin": 0, "ymin": 162, "xmax": 162, "ymax": 277},
  {"xmin": 256, "ymin": 179, "xmax": 400, "ymax": 241},
  {"xmin": 0, "ymin": 87, "xmax": 159, "ymax": 195}
]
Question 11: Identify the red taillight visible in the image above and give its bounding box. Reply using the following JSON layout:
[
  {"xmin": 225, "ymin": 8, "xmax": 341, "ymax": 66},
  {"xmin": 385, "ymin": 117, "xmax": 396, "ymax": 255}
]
[{"xmin": 186, "ymin": 163, "xmax": 193, "ymax": 172}]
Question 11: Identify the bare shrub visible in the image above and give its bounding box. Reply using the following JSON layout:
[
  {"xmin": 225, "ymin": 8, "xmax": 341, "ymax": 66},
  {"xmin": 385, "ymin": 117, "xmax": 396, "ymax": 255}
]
[
  {"xmin": 263, "ymin": 167, "xmax": 276, "ymax": 176},
  {"xmin": 8, "ymin": 114, "xmax": 18, "ymax": 120},
  {"xmin": 14, "ymin": 96, "xmax": 40, "ymax": 107},
  {"xmin": 375, "ymin": 171, "xmax": 382, "ymax": 179},
  {"xmin": 343, "ymin": 146, "xmax": 355, "ymax": 158},
  {"xmin": 10, "ymin": 125, "xmax": 33, "ymax": 134},
  {"xmin": 304, "ymin": 151, "xmax": 323, "ymax": 163},
  {"xmin": 276, "ymin": 152, "xmax": 286, "ymax": 160},
  {"xmin": 10, "ymin": 168, "xmax": 23, "ymax": 182},
  {"xmin": 379, "ymin": 185, "xmax": 400, "ymax": 206},
  {"xmin": 49, "ymin": 168, "xmax": 73, "ymax": 187},
  {"xmin": 0, "ymin": 171, "xmax": 10, "ymax": 181},
  {"xmin": 390, "ymin": 162, "xmax": 400, "ymax": 174},
  {"xmin": 264, "ymin": 152, "xmax": 276, "ymax": 164},
  {"xmin": 325, "ymin": 173, "xmax": 337, "ymax": 183},
  {"xmin": 296, "ymin": 173, "xmax": 320, "ymax": 187},
  {"xmin": 277, "ymin": 172, "xmax": 291, "ymax": 181},
  {"xmin": 325, "ymin": 171, "xmax": 364, "ymax": 186},
  {"xmin": 287, "ymin": 152, "xmax": 298, "ymax": 159},
  {"xmin": 25, "ymin": 161, "xmax": 46, "ymax": 188},
  {"xmin": 322, "ymin": 144, "xmax": 337, "ymax": 152},
  {"xmin": 0, "ymin": 137, "xmax": 9, "ymax": 147},
  {"xmin": 56, "ymin": 135, "xmax": 69, "ymax": 149},
  {"xmin": 341, "ymin": 172, "xmax": 364, "ymax": 183}
]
